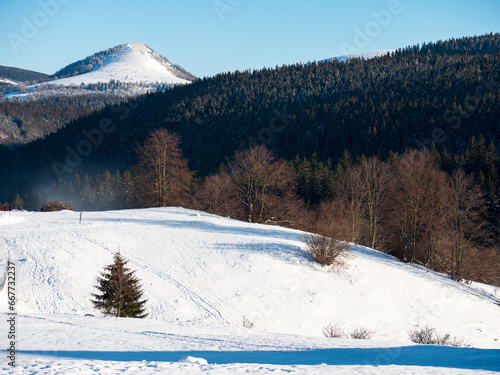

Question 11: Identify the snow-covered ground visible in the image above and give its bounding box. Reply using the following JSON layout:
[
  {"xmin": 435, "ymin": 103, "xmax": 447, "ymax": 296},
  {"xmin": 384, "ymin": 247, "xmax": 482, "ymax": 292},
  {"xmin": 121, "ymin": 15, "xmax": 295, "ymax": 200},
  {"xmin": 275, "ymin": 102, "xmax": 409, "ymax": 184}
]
[{"xmin": 0, "ymin": 208, "xmax": 499, "ymax": 374}]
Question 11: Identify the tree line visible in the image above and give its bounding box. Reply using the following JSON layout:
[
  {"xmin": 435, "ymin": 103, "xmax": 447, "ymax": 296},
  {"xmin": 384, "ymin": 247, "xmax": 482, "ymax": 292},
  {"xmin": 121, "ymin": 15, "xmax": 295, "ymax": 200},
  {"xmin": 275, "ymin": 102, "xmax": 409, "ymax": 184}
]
[{"xmin": 14, "ymin": 129, "xmax": 497, "ymax": 284}]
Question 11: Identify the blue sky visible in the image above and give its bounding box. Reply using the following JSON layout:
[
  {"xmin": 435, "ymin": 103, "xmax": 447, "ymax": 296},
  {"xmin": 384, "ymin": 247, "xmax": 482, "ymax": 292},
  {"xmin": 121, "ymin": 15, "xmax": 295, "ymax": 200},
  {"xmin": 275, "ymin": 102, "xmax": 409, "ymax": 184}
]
[{"xmin": 1, "ymin": 0, "xmax": 499, "ymax": 78}]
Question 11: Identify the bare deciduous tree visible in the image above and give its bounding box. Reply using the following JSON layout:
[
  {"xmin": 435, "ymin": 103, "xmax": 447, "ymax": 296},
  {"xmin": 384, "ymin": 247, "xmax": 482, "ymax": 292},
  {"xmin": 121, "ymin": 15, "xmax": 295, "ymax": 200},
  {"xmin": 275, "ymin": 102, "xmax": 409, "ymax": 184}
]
[
  {"xmin": 195, "ymin": 174, "xmax": 238, "ymax": 217},
  {"xmin": 228, "ymin": 146, "xmax": 303, "ymax": 226},
  {"xmin": 358, "ymin": 156, "xmax": 390, "ymax": 249},
  {"xmin": 315, "ymin": 197, "xmax": 362, "ymax": 243},
  {"xmin": 447, "ymin": 169, "xmax": 488, "ymax": 281},
  {"xmin": 331, "ymin": 167, "xmax": 364, "ymax": 244},
  {"xmin": 384, "ymin": 150, "xmax": 448, "ymax": 265},
  {"xmin": 134, "ymin": 129, "xmax": 194, "ymax": 208}
]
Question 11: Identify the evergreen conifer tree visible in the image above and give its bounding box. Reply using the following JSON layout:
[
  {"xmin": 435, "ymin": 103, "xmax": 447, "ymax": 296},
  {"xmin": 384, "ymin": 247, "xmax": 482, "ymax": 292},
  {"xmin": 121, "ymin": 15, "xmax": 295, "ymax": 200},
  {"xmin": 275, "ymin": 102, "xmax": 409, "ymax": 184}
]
[{"xmin": 90, "ymin": 251, "xmax": 147, "ymax": 318}]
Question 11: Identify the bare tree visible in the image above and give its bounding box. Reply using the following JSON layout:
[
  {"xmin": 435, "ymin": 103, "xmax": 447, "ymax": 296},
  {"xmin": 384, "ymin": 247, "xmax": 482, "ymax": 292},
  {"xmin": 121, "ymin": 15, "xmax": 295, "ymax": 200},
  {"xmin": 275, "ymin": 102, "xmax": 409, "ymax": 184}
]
[
  {"xmin": 331, "ymin": 167, "xmax": 364, "ymax": 244},
  {"xmin": 315, "ymin": 197, "xmax": 361, "ymax": 243},
  {"xmin": 447, "ymin": 169, "xmax": 488, "ymax": 281},
  {"xmin": 228, "ymin": 146, "xmax": 303, "ymax": 226},
  {"xmin": 358, "ymin": 156, "xmax": 390, "ymax": 249},
  {"xmin": 195, "ymin": 174, "xmax": 238, "ymax": 217},
  {"xmin": 134, "ymin": 129, "xmax": 194, "ymax": 208},
  {"xmin": 384, "ymin": 150, "xmax": 448, "ymax": 264}
]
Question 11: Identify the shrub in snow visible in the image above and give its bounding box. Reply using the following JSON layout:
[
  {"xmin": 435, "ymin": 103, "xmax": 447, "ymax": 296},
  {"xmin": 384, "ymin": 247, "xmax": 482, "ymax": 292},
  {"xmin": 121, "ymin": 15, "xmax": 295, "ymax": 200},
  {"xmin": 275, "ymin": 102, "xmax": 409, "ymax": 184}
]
[
  {"xmin": 322, "ymin": 323, "xmax": 346, "ymax": 338},
  {"xmin": 90, "ymin": 251, "xmax": 148, "ymax": 318},
  {"xmin": 349, "ymin": 327, "xmax": 374, "ymax": 340},
  {"xmin": 302, "ymin": 234, "xmax": 350, "ymax": 267},
  {"xmin": 242, "ymin": 315, "xmax": 254, "ymax": 329},
  {"xmin": 408, "ymin": 325, "xmax": 469, "ymax": 347},
  {"xmin": 41, "ymin": 200, "xmax": 73, "ymax": 211}
]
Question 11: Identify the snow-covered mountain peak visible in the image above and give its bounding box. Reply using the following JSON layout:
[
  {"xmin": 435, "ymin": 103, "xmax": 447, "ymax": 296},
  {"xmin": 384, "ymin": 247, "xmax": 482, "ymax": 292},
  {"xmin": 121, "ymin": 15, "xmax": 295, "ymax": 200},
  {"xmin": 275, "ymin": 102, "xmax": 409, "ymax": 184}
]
[
  {"xmin": 128, "ymin": 42, "xmax": 155, "ymax": 55},
  {"xmin": 49, "ymin": 42, "xmax": 195, "ymax": 86},
  {"xmin": 3, "ymin": 43, "xmax": 196, "ymax": 100}
]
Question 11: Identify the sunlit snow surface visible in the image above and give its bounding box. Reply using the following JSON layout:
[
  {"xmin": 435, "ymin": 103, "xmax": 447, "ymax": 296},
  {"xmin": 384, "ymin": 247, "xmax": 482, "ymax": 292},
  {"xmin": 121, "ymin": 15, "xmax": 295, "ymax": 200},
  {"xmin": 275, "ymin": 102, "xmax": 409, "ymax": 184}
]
[
  {"xmin": 0, "ymin": 208, "xmax": 499, "ymax": 374},
  {"xmin": 3, "ymin": 43, "xmax": 192, "ymax": 100},
  {"xmin": 49, "ymin": 43, "xmax": 191, "ymax": 86}
]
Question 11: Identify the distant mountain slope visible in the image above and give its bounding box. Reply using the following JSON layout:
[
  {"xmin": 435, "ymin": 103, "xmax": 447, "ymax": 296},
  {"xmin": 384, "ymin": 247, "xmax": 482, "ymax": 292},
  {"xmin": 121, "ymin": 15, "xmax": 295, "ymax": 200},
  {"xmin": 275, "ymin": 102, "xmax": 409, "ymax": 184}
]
[
  {"xmin": 320, "ymin": 49, "xmax": 396, "ymax": 63},
  {"xmin": 50, "ymin": 43, "xmax": 195, "ymax": 85},
  {"xmin": 0, "ymin": 43, "xmax": 195, "ymax": 144},
  {"xmin": 2, "ymin": 43, "xmax": 195, "ymax": 101},
  {"xmin": 0, "ymin": 65, "xmax": 49, "ymax": 84},
  {"xmin": 0, "ymin": 207, "xmax": 498, "ymax": 349}
]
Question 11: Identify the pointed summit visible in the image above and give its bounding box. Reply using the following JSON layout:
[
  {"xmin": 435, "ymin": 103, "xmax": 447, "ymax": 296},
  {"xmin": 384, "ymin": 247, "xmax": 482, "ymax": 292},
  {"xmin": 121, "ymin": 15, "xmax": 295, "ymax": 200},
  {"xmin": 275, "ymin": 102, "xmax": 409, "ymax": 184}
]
[{"xmin": 50, "ymin": 43, "xmax": 195, "ymax": 86}]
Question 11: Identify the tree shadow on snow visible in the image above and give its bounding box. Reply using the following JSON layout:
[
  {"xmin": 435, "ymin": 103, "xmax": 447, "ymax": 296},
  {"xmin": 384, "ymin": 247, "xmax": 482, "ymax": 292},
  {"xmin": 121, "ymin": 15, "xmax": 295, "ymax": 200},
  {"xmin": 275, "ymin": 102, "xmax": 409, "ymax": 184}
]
[{"xmin": 17, "ymin": 346, "xmax": 500, "ymax": 371}]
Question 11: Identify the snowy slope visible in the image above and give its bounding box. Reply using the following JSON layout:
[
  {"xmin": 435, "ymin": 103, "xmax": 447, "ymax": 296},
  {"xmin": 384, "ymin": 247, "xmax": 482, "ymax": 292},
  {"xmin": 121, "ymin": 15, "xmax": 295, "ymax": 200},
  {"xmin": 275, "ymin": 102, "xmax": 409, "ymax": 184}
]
[
  {"xmin": 0, "ymin": 208, "xmax": 499, "ymax": 373},
  {"xmin": 2, "ymin": 43, "xmax": 194, "ymax": 100},
  {"xmin": 49, "ymin": 43, "xmax": 193, "ymax": 86},
  {"xmin": 321, "ymin": 49, "xmax": 396, "ymax": 63}
]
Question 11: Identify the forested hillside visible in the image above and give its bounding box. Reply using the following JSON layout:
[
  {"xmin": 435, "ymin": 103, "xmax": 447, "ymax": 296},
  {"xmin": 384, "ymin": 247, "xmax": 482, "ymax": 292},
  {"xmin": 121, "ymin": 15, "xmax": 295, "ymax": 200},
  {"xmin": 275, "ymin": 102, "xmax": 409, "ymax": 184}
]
[
  {"xmin": 0, "ymin": 96, "xmax": 126, "ymax": 145},
  {"xmin": 0, "ymin": 65, "xmax": 49, "ymax": 83}
]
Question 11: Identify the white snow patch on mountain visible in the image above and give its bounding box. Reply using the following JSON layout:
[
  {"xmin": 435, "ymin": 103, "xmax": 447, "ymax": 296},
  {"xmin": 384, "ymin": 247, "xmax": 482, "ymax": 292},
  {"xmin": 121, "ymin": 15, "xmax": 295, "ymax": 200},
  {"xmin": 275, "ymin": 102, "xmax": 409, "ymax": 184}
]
[
  {"xmin": 0, "ymin": 78, "xmax": 19, "ymax": 85},
  {"xmin": 49, "ymin": 43, "xmax": 192, "ymax": 86}
]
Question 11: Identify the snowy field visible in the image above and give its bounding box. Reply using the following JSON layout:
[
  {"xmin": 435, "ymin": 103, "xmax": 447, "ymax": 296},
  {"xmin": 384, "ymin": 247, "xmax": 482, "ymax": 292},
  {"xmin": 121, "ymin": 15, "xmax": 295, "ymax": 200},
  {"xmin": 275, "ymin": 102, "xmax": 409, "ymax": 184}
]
[{"xmin": 0, "ymin": 208, "xmax": 499, "ymax": 374}]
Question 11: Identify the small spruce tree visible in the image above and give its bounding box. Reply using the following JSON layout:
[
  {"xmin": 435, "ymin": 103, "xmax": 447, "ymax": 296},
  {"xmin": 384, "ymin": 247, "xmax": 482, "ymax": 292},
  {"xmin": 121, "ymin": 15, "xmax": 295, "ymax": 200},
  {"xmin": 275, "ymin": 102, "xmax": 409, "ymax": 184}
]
[{"xmin": 90, "ymin": 251, "xmax": 148, "ymax": 318}]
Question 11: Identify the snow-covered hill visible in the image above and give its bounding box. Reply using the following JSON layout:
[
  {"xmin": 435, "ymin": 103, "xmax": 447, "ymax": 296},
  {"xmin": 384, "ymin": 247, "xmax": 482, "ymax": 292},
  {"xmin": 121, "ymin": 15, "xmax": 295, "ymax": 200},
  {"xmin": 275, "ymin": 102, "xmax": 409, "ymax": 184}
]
[
  {"xmin": 50, "ymin": 43, "xmax": 194, "ymax": 86},
  {"xmin": 0, "ymin": 208, "xmax": 499, "ymax": 374},
  {"xmin": 3, "ymin": 43, "xmax": 194, "ymax": 100}
]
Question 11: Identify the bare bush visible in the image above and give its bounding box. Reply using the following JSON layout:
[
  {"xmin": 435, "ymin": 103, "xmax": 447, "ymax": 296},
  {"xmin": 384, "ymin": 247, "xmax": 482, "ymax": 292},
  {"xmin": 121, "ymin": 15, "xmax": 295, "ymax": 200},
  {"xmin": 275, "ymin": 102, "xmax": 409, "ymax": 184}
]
[
  {"xmin": 409, "ymin": 326, "xmax": 469, "ymax": 347},
  {"xmin": 302, "ymin": 234, "xmax": 350, "ymax": 267},
  {"xmin": 242, "ymin": 316, "xmax": 254, "ymax": 329},
  {"xmin": 41, "ymin": 200, "xmax": 73, "ymax": 212},
  {"xmin": 349, "ymin": 327, "xmax": 374, "ymax": 340},
  {"xmin": 322, "ymin": 323, "xmax": 346, "ymax": 338}
]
